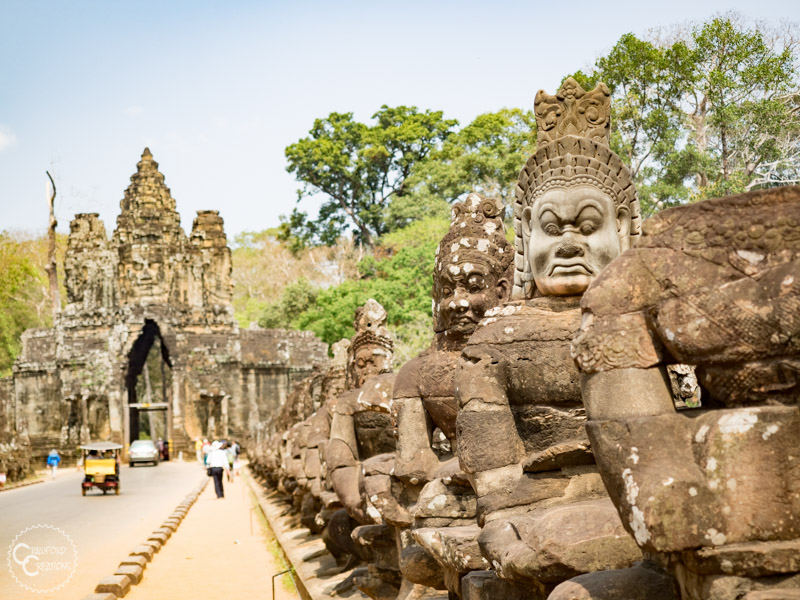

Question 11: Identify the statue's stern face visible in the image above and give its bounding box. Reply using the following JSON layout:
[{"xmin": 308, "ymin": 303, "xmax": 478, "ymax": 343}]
[{"xmin": 526, "ymin": 185, "xmax": 622, "ymax": 296}]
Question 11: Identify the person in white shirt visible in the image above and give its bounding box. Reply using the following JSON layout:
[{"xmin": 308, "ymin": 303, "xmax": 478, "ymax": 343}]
[{"xmin": 207, "ymin": 441, "xmax": 230, "ymax": 498}]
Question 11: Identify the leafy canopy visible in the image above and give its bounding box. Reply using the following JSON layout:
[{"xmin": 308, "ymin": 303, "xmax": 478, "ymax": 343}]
[
  {"xmin": 268, "ymin": 217, "xmax": 451, "ymax": 365},
  {"xmin": 0, "ymin": 232, "xmax": 66, "ymax": 376},
  {"xmin": 572, "ymin": 14, "xmax": 800, "ymax": 214},
  {"xmin": 283, "ymin": 106, "xmax": 457, "ymax": 248}
]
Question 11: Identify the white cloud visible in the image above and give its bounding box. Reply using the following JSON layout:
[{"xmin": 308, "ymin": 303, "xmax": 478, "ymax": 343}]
[
  {"xmin": 125, "ymin": 106, "xmax": 144, "ymax": 116},
  {"xmin": 0, "ymin": 125, "xmax": 17, "ymax": 151}
]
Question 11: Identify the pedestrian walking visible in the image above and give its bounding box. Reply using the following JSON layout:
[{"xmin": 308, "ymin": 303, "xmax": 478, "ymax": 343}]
[
  {"xmin": 46, "ymin": 449, "xmax": 61, "ymax": 479},
  {"xmin": 207, "ymin": 441, "xmax": 229, "ymax": 498}
]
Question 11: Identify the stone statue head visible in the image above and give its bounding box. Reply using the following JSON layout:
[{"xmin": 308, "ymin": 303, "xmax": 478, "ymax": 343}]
[
  {"xmin": 433, "ymin": 193, "xmax": 514, "ymax": 338},
  {"xmin": 346, "ymin": 299, "xmax": 393, "ymax": 389},
  {"xmin": 512, "ymin": 78, "xmax": 641, "ymax": 299}
]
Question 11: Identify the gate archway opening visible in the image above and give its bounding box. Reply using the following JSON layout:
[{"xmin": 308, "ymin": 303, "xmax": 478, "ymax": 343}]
[{"xmin": 125, "ymin": 320, "xmax": 173, "ymax": 457}]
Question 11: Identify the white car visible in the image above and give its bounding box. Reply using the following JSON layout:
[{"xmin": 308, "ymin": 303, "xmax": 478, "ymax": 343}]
[{"xmin": 128, "ymin": 440, "xmax": 160, "ymax": 466}]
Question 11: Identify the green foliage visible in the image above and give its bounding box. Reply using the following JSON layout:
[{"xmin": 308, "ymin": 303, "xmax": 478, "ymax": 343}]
[
  {"xmin": 258, "ymin": 278, "xmax": 319, "ymax": 329},
  {"xmin": 0, "ymin": 234, "xmax": 45, "ymax": 375},
  {"xmin": 688, "ymin": 16, "xmax": 799, "ymax": 196},
  {"xmin": 283, "ymin": 105, "xmax": 537, "ymax": 250},
  {"xmin": 576, "ymin": 15, "xmax": 800, "ymax": 214},
  {"xmin": 397, "ymin": 108, "xmax": 536, "ymax": 225},
  {"xmin": 231, "ymin": 229, "xmax": 359, "ymax": 328},
  {"xmin": 284, "ymin": 106, "xmax": 457, "ymax": 248},
  {"xmin": 293, "ymin": 217, "xmax": 450, "ymax": 361}
]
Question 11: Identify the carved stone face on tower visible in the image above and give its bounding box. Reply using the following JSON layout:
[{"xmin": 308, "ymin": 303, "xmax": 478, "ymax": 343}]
[
  {"xmin": 512, "ymin": 79, "xmax": 641, "ymax": 299},
  {"xmin": 433, "ymin": 194, "xmax": 513, "ymax": 337}
]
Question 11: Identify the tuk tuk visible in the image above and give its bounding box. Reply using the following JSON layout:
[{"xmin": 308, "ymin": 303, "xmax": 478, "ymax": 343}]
[{"xmin": 80, "ymin": 442, "xmax": 123, "ymax": 496}]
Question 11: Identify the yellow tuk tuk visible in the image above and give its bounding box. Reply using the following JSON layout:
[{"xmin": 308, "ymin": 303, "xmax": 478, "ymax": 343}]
[{"xmin": 80, "ymin": 442, "xmax": 122, "ymax": 496}]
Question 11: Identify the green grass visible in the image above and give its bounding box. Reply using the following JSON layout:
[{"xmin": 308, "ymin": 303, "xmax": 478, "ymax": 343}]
[{"xmin": 244, "ymin": 472, "xmax": 298, "ymax": 594}]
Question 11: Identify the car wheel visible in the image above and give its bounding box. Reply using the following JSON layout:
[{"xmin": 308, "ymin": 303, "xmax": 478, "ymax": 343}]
[{"xmin": 81, "ymin": 488, "xmax": 86, "ymax": 496}]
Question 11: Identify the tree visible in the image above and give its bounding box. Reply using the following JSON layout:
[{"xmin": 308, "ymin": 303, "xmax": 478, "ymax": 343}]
[
  {"xmin": 577, "ymin": 14, "xmax": 799, "ymax": 213},
  {"xmin": 45, "ymin": 171, "xmax": 60, "ymax": 318},
  {"xmin": 293, "ymin": 217, "xmax": 451, "ymax": 364},
  {"xmin": 283, "ymin": 106, "xmax": 457, "ymax": 248},
  {"xmin": 0, "ymin": 234, "xmax": 46, "ymax": 375},
  {"xmin": 392, "ymin": 108, "xmax": 536, "ymax": 228},
  {"xmin": 687, "ymin": 16, "xmax": 799, "ymax": 196},
  {"xmin": 258, "ymin": 278, "xmax": 319, "ymax": 329},
  {"xmin": 231, "ymin": 229, "xmax": 359, "ymax": 328}
]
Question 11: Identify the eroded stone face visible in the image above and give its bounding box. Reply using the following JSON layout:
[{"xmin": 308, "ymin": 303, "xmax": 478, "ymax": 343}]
[
  {"xmin": 346, "ymin": 299, "xmax": 394, "ymax": 390},
  {"xmin": 436, "ymin": 257, "xmax": 505, "ymax": 337},
  {"xmin": 353, "ymin": 347, "xmax": 392, "ymax": 389},
  {"xmin": 523, "ymin": 186, "xmax": 624, "ymax": 296}
]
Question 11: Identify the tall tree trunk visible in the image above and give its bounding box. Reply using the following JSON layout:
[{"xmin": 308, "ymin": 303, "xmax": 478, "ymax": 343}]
[
  {"xmin": 721, "ymin": 125, "xmax": 729, "ymax": 181},
  {"xmin": 692, "ymin": 97, "xmax": 710, "ymax": 188},
  {"xmin": 45, "ymin": 171, "xmax": 60, "ymax": 318}
]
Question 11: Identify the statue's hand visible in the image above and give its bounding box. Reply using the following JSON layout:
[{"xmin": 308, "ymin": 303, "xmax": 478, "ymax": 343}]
[
  {"xmin": 433, "ymin": 456, "xmax": 470, "ymax": 486},
  {"xmin": 329, "ymin": 465, "xmax": 369, "ymax": 523},
  {"xmin": 394, "ymin": 448, "xmax": 440, "ymax": 485}
]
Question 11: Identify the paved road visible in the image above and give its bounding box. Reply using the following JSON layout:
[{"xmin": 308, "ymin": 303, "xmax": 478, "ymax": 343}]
[{"xmin": 0, "ymin": 460, "xmax": 207, "ymax": 600}]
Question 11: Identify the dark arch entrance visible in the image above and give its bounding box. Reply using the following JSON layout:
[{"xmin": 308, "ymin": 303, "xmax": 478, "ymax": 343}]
[{"xmin": 125, "ymin": 320, "xmax": 173, "ymax": 453}]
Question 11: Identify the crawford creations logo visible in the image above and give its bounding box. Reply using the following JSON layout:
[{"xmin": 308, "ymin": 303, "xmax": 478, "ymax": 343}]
[{"xmin": 7, "ymin": 524, "xmax": 78, "ymax": 593}]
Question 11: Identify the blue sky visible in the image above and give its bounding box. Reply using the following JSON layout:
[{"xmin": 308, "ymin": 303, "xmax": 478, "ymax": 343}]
[{"xmin": 1, "ymin": 0, "xmax": 798, "ymax": 240}]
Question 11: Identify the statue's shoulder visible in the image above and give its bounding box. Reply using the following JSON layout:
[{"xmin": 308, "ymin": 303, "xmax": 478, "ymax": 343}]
[
  {"xmin": 334, "ymin": 389, "xmax": 360, "ymax": 416},
  {"xmin": 394, "ymin": 354, "xmax": 427, "ymax": 398},
  {"xmin": 465, "ymin": 298, "xmax": 581, "ymax": 349},
  {"xmin": 394, "ymin": 347, "xmax": 459, "ymax": 398}
]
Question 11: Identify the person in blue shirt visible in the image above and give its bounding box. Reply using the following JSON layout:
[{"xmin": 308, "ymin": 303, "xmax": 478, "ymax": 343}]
[{"xmin": 46, "ymin": 449, "xmax": 61, "ymax": 479}]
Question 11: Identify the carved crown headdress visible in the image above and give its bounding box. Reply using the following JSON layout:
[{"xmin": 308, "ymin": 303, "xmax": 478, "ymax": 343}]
[
  {"xmin": 346, "ymin": 299, "xmax": 393, "ymax": 387},
  {"xmin": 512, "ymin": 78, "xmax": 642, "ymax": 298},
  {"xmin": 433, "ymin": 193, "xmax": 513, "ymax": 332}
]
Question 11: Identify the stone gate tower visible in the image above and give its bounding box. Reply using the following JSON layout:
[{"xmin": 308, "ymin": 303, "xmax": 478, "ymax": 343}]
[{"xmin": 12, "ymin": 149, "xmax": 327, "ymax": 462}]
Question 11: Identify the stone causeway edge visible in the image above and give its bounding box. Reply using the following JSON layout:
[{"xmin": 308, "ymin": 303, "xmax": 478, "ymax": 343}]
[
  {"xmin": 0, "ymin": 477, "xmax": 45, "ymax": 492},
  {"xmin": 243, "ymin": 467, "xmax": 366, "ymax": 600},
  {"xmin": 80, "ymin": 475, "xmax": 210, "ymax": 600}
]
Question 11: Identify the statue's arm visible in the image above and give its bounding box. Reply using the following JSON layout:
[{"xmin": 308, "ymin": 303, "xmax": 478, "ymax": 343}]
[
  {"xmin": 394, "ymin": 395, "xmax": 440, "ymax": 484},
  {"xmin": 581, "ymin": 366, "xmax": 675, "ymax": 421},
  {"xmin": 327, "ymin": 409, "xmax": 369, "ymax": 522},
  {"xmin": 455, "ymin": 356, "xmax": 525, "ymax": 503}
]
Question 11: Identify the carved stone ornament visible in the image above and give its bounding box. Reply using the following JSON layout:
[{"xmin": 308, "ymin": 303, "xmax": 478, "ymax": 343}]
[
  {"xmin": 534, "ymin": 77, "xmax": 611, "ymax": 146},
  {"xmin": 513, "ymin": 80, "xmax": 641, "ymax": 299}
]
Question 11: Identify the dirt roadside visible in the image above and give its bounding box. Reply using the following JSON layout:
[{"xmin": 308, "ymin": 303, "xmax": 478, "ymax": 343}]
[{"xmin": 123, "ymin": 470, "xmax": 299, "ymax": 600}]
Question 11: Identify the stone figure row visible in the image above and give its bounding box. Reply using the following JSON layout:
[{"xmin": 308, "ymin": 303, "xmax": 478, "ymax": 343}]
[{"xmin": 249, "ymin": 78, "xmax": 800, "ymax": 600}]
